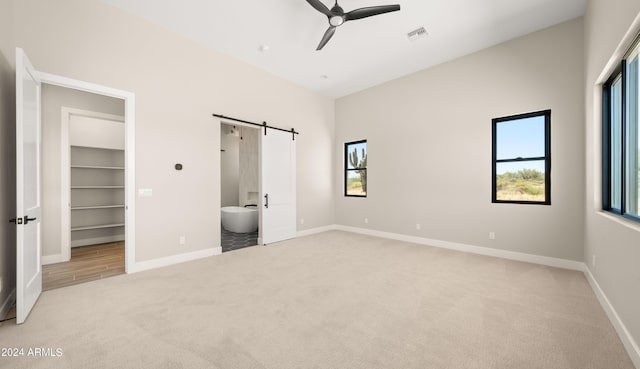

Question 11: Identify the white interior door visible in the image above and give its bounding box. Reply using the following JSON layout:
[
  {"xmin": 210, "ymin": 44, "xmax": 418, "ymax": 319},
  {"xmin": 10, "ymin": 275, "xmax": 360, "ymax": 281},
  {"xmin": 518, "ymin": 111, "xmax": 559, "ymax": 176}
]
[
  {"xmin": 15, "ymin": 48, "xmax": 43, "ymax": 324},
  {"xmin": 261, "ymin": 129, "xmax": 296, "ymax": 244}
]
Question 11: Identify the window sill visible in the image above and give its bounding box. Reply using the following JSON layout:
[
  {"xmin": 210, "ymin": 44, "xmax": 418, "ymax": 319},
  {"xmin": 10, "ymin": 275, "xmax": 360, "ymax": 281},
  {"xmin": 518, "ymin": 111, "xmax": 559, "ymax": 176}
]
[{"xmin": 596, "ymin": 211, "xmax": 640, "ymax": 233}]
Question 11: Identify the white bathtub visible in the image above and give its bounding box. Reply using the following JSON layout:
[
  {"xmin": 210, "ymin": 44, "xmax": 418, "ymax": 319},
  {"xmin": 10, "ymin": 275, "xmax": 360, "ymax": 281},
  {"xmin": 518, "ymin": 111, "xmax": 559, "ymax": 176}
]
[{"xmin": 221, "ymin": 206, "xmax": 258, "ymax": 233}]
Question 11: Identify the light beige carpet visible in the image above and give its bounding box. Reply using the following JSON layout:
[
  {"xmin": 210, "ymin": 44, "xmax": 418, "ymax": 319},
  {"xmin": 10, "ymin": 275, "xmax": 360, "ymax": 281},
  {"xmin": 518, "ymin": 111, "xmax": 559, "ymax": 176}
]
[{"xmin": 0, "ymin": 231, "xmax": 634, "ymax": 369}]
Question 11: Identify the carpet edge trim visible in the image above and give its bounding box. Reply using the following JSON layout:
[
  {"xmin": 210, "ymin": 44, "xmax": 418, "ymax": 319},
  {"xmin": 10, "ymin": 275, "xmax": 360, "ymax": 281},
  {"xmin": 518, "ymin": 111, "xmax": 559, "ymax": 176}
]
[
  {"xmin": 297, "ymin": 225, "xmax": 337, "ymax": 238},
  {"xmin": 585, "ymin": 267, "xmax": 640, "ymax": 369},
  {"xmin": 334, "ymin": 225, "xmax": 584, "ymax": 270},
  {"xmin": 131, "ymin": 247, "xmax": 221, "ymax": 273}
]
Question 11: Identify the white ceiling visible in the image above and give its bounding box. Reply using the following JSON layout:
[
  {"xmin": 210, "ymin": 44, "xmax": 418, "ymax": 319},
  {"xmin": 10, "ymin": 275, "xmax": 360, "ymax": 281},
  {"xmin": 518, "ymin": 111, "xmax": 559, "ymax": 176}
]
[{"xmin": 101, "ymin": 0, "xmax": 586, "ymax": 98}]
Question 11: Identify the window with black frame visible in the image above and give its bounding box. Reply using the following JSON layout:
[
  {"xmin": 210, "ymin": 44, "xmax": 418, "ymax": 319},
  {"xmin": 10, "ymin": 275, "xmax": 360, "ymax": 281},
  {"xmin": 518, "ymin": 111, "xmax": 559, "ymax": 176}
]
[
  {"xmin": 345, "ymin": 140, "xmax": 367, "ymax": 197},
  {"xmin": 492, "ymin": 110, "xmax": 551, "ymax": 205},
  {"xmin": 602, "ymin": 34, "xmax": 640, "ymax": 222}
]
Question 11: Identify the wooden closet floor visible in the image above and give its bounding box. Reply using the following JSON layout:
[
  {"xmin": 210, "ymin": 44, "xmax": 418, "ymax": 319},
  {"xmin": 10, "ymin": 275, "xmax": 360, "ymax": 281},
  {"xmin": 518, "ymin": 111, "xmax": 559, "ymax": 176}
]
[{"xmin": 42, "ymin": 242, "xmax": 125, "ymax": 291}]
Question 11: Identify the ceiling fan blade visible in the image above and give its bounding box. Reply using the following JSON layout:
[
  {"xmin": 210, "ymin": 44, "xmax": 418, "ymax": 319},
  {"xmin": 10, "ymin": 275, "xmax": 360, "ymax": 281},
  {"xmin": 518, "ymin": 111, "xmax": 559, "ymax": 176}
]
[
  {"xmin": 345, "ymin": 5, "xmax": 400, "ymax": 21},
  {"xmin": 317, "ymin": 26, "xmax": 337, "ymax": 50},
  {"xmin": 306, "ymin": 0, "xmax": 332, "ymax": 17}
]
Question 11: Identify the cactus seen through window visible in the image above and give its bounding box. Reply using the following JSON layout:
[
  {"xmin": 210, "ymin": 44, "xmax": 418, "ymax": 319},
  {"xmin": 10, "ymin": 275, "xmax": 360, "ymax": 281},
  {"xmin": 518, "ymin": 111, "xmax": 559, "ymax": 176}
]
[{"xmin": 345, "ymin": 140, "xmax": 367, "ymax": 197}]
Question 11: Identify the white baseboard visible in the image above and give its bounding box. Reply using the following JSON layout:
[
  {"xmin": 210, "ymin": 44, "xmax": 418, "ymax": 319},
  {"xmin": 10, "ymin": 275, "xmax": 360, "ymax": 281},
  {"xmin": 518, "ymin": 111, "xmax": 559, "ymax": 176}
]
[
  {"xmin": 132, "ymin": 247, "xmax": 221, "ymax": 273},
  {"xmin": 297, "ymin": 225, "xmax": 337, "ymax": 238},
  {"xmin": 42, "ymin": 253, "xmax": 68, "ymax": 266},
  {"xmin": 584, "ymin": 267, "xmax": 640, "ymax": 369},
  {"xmin": 71, "ymin": 235, "xmax": 124, "ymax": 248},
  {"xmin": 0, "ymin": 288, "xmax": 16, "ymax": 321},
  {"xmin": 334, "ymin": 225, "xmax": 585, "ymax": 271}
]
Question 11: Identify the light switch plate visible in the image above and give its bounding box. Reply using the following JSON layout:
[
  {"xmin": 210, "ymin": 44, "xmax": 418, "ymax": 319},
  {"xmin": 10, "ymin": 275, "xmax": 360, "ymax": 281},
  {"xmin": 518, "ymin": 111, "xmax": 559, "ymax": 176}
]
[{"xmin": 138, "ymin": 188, "xmax": 153, "ymax": 197}]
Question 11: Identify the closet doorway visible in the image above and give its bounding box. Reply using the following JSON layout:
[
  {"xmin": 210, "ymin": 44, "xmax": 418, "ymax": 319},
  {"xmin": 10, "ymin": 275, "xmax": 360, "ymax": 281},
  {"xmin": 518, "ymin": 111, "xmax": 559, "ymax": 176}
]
[{"xmin": 40, "ymin": 85, "xmax": 128, "ymax": 290}]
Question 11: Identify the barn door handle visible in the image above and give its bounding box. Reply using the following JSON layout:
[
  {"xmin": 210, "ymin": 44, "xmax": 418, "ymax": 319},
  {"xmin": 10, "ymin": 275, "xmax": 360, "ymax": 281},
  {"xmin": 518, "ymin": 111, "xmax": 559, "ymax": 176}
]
[
  {"xmin": 264, "ymin": 194, "xmax": 269, "ymax": 209},
  {"xmin": 23, "ymin": 216, "xmax": 37, "ymax": 225}
]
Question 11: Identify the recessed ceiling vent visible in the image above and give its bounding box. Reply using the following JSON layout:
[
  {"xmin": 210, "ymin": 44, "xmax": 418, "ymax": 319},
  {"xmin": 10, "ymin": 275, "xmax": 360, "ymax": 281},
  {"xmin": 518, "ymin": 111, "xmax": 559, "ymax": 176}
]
[{"xmin": 407, "ymin": 27, "xmax": 428, "ymax": 42}]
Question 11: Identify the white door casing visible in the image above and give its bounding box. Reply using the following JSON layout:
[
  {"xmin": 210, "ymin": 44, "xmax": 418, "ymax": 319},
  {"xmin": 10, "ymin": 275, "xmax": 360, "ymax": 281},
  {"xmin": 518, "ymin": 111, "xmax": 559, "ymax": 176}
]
[
  {"xmin": 15, "ymin": 48, "xmax": 43, "ymax": 324},
  {"xmin": 37, "ymin": 69, "xmax": 136, "ymax": 274},
  {"xmin": 261, "ymin": 129, "xmax": 296, "ymax": 244}
]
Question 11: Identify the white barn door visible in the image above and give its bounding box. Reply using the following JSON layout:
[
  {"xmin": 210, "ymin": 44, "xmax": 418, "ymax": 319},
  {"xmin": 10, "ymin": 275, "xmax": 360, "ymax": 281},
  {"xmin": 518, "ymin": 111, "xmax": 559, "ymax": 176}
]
[
  {"xmin": 15, "ymin": 48, "xmax": 43, "ymax": 324},
  {"xmin": 261, "ymin": 129, "xmax": 296, "ymax": 244}
]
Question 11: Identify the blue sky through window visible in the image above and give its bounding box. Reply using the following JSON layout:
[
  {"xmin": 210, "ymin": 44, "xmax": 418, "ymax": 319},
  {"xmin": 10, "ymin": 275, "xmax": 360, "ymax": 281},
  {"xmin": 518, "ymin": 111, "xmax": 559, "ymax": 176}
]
[
  {"xmin": 496, "ymin": 116, "xmax": 545, "ymax": 174},
  {"xmin": 496, "ymin": 116, "xmax": 545, "ymax": 159}
]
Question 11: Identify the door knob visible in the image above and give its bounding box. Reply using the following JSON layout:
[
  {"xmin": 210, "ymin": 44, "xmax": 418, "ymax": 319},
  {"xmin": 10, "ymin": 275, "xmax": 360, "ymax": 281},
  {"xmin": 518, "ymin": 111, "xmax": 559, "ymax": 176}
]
[{"xmin": 23, "ymin": 216, "xmax": 37, "ymax": 225}]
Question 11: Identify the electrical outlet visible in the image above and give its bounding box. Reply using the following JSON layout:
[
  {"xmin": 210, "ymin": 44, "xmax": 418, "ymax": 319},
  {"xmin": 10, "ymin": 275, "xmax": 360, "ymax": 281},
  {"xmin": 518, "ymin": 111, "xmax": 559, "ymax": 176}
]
[
  {"xmin": 416, "ymin": 224, "xmax": 421, "ymax": 230},
  {"xmin": 179, "ymin": 236, "xmax": 186, "ymax": 245},
  {"xmin": 592, "ymin": 254, "xmax": 596, "ymax": 267},
  {"xmin": 489, "ymin": 232, "xmax": 496, "ymax": 240},
  {"xmin": 300, "ymin": 218, "xmax": 305, "ymax": 225},
  {"xmin": 364, "ymin": 218, "xmax": 369, "ymax": 224}
]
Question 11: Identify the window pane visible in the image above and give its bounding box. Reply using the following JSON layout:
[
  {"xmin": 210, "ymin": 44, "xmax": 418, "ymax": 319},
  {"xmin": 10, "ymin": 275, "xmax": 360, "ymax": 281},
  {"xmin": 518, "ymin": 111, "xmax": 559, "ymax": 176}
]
[
  {"xmin": 496, "ymin": 116, "xmax": 545, "ymax": 160},
  {"xmin": 602, "ymin": 35, "xmax": 640, "ymax": 221},
  {"xmin": 611, "ymin": 76, "xmax": 623, "ymax": 210},
  {"xmin": 346, "ymin": 170, "xmax": 366, "ymax": 196},
  {"xmin": 496, "ymin": 161, "xmax": 545, "ymax": 202},
  {"xmin": 347, "ymin": 142, "xmax": 367, "ymax": 169},
  {"xmin": 626, "ymin": 50, "xmax": 639, "ymax": 216}
]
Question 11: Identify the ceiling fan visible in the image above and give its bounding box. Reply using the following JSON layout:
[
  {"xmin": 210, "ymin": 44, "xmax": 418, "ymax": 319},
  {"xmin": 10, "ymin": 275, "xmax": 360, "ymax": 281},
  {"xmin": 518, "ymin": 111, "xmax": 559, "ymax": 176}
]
[{"xmin": 305, "ymin": 0, "xmax": 401, "ymax": 50}]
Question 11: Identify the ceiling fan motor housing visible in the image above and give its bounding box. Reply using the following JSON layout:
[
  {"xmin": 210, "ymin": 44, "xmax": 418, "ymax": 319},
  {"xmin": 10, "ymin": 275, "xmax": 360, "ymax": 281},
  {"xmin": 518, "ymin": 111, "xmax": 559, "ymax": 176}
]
[
  {"xmin": 329, "ymin": 16, "xmax": 344, "ymax": 26},
  {"xmin": 306, "ymin": 0, "xmax": 401, "ymax": 50},
  {"xmin": 329, "ymin": 3, "xmax": 345, "ymax": 26}
]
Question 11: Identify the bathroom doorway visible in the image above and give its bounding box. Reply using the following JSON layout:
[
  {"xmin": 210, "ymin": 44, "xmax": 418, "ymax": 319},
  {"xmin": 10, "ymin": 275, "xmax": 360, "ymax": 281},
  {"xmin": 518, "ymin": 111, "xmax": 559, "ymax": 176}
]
[{"xmin": 220, "ymin": 122, "xmax": 260, "ymax": 252}]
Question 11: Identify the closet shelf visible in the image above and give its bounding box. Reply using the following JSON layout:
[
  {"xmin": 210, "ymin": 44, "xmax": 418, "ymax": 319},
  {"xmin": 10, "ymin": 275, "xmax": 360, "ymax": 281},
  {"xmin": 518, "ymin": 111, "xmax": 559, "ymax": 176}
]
[
  {"xmin": 69, "ymin": 125, "xmax": 126, "ymax": 247},
  {"xmin": 71, "ymin": 205, "xmax": 125, "ymax": 210},
  {"xmin": 71, "ymin": 186, "xmax": 124, "ymax": 189},
  {"xmin": 71, "ymin": 223, "xmax": 125, "ymax": 232},
  {"xmin": 71, "ymin": 165, "xmax": 124, "ymax": 170},
  {"xmin": 70, "ymin": 145, "xmax": 124, "ymax": 151}
]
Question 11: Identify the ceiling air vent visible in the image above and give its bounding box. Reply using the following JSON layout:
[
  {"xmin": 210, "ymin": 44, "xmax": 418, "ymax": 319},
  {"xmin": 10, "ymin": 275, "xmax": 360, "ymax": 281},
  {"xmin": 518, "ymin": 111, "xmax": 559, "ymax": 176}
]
[{"xmin": 407, "ymin": 27, "xmax": 428, "ymax": 42}]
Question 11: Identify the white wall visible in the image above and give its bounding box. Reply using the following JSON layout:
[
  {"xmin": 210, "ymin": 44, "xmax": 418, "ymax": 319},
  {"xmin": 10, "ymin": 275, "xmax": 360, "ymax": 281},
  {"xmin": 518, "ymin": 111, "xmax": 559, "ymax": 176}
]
[
  {"xmin": 0, "ymin": 0, "xmax": 16, "ymax": 311},
  {"xmin": 41, "ymin": 84, "xmax": 124, "ymax": 258},
  {"xmin": 335, "ymin": 19, "xmax": 585, "ymax": 261},
  {"xmin": 220, "ymin": 123, "xmax": 239, "ymax": 207},
  {"xmin": 10, "ymin": 0, "xmax": 335, "ymax": 263},
  {"xmin": 584, "ymin": 0, "xmax": 640, "ymax": 359}
]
